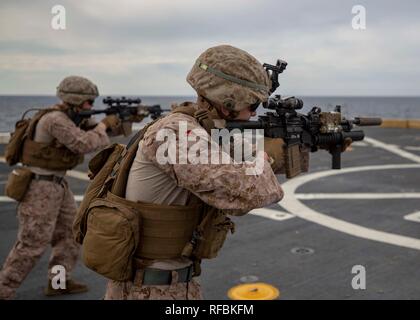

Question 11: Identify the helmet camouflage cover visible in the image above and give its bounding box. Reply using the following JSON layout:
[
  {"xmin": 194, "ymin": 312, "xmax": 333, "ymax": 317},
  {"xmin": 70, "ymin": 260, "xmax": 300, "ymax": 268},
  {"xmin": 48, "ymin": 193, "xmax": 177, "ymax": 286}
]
[
  {"xmin": 56, "ymin": 75, "xmax": 99, "ymax": 106},
  {"xmin": 187, "ymin": 45, "xmax": 271, "ymax": 111}
]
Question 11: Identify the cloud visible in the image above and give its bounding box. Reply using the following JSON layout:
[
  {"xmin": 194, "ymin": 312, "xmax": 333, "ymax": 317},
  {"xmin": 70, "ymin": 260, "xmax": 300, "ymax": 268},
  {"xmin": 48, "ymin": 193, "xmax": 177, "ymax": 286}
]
[{"xmin": 0, "ymin": 0, "xmax": 419, "ymax": 95}]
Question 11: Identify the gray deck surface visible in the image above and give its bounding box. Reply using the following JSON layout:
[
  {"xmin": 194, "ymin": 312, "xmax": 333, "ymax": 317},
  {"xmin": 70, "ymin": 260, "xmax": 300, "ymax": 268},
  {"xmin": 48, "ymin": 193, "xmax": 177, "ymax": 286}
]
[{"xmin": 0, "ymin": 127, "xmax": 419, "ymax": 299}]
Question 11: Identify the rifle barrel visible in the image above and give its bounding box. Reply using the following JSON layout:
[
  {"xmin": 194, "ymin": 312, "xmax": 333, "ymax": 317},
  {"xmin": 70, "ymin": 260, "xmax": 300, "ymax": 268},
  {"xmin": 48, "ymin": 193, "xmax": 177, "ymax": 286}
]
[
  {"xmin": 225, "ymin": 121, "xmax": 264, "ymax": 130},
  {"xmin": 353, "ymin": 117, "xmax": 382, "ymax": 126},
  {"xmin": 78, "ymin": 110, "xmax": 107, "ymax": 117}
]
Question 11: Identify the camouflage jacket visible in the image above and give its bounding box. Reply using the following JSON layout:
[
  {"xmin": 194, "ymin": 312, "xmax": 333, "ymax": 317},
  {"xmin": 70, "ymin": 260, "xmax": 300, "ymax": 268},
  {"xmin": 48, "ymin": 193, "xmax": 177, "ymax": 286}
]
[
  {"xmin": 130, "ymin": 101, "xmax": 284, "ymax": 215},
  {"xmin": 29, "ymin": 109, "xmax": 110, "ymax": 176}
]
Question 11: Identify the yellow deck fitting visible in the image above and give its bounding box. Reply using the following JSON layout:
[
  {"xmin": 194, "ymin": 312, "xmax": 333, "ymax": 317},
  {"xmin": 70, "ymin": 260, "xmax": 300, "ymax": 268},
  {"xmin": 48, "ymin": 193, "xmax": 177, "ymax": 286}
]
[
  {"xmin": 227, "ymin": 282, "xmax": 280, "ymax": 300},
  {"xmin": 381, "ymin": 119, "xmax": 420, "ymax": 129}
]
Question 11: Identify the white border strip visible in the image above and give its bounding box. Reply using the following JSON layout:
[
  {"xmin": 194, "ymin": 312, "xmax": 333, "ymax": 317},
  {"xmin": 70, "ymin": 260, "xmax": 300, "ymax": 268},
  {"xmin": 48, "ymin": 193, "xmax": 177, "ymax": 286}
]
[
  {"xmin": 404, "ymin": 212, "xmax": 420, "ymax": 223},
  {"xmin": 66, "ymin": 170, "xmax": 90, "ymax": 181},
  {"xmin": 281, "ymin": 164, "xmax": 420, "ymax": 251},
  {"xmin": 364, "ymin": 137, "xmax": 420, "ymax": 163},
  {"xmin": 0, "ymin": 133, "xmax": 10, "ymax": 144},
  {"xmin": 405, "ymin": 146, "xmax": 420, "ymax": 151},
  {"xmin": 0, "ymin": 195, "xmax": 84, "ymax": 202},
  {"xmin": 249, "ymin": 208, "xmax": 295, "ymax": 221},
  {"xmin": 0, "ymin": 156, "xmax": 90, "ymax": 182},
  {"xmin": 296, "ymin": 193, "xmax": 420, "ymax": 200}
]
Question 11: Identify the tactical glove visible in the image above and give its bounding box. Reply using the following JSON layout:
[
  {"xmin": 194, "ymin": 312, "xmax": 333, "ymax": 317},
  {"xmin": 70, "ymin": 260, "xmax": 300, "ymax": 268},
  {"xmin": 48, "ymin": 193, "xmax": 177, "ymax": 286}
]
[
  {"xmin": 319, "ymin": 137, "xmax": 353, "ymax": 152},
  {"xmin": 342, "ymin": 137, "xmax": 353, "ymax": 152},
  {"xmin": 101, "ymin": 114, "xmax": 121, "ymax": 131},
  {"xmin": 264, "ymin": 137, "xmax": 286, "ymax": 174},
  {"xmin": 109, "ymin": 121, "xmax": 133, "ymax": 137},
  {"xmin": 127, "ymin": 114, "xmax": 146, "ymax": 123},
  {"xmin": 264, "ymin": 137, "xmax": 310, "ymax": 174}
]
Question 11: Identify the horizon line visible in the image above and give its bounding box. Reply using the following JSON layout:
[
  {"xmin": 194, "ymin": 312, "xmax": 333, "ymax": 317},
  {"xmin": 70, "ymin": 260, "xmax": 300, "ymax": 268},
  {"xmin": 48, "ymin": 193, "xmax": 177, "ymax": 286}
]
[{"xmin": 1, "ymin": 94, "xmax": 420, "ymax": 98}]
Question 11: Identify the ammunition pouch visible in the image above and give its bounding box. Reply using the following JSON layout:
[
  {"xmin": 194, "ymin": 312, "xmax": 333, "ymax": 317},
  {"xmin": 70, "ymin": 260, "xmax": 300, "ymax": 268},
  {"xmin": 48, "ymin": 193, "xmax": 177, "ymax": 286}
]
[
  {"xmin": 82, "ymin": 194, "xmax": 140, "ymax": 281},
  {"xmin": 5, "ymin": 167, "xmax": 34, "ymax": 201},
  {"xmin": 183, "ymin": 207, "xmax": 235, "ymax": 260},
  {"xmin": 5, "ymin": 119, "xmax": 30, "ymax": 166},
  {"xmin": 74, "ymin": 143, "xmax": 126, "ymax": 244}
]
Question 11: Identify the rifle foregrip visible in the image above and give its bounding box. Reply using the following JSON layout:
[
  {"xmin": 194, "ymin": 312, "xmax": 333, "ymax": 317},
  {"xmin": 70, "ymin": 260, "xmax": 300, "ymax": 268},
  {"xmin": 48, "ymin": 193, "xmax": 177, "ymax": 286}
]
[
  {"xmin": 354, "ymin": 117, "xmax": 382, "ymax": 126},
  {"xmin": 331, "ymin": 148, "xmax": 341, "ymax": 169}
]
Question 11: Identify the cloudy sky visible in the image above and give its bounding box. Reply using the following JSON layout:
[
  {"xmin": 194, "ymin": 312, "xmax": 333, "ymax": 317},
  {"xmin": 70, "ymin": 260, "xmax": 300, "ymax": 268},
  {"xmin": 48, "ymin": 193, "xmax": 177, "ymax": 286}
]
[{"xmin": 0, "ymin": 0, "xmax": 419, "ymax": 96}]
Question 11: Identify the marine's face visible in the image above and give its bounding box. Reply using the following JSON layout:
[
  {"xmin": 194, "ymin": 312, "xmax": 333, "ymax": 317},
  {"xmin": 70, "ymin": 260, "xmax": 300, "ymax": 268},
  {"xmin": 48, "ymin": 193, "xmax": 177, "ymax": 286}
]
[
  {"xmin": 233, "ymin": 105, "xmax": 257, "ymax": 120},
  {"xmin": 80, "ymin": 99, "xmax": 94, "ymax": 110},
  {"xmin": 219, "ymin": 104, "xmax": 258, "ymax": 120}
]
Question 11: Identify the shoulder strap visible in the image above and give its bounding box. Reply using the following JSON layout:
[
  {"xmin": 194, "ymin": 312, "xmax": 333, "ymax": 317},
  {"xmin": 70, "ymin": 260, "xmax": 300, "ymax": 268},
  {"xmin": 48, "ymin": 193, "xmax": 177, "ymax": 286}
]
[
  {"xmin": 171, "ymin": 104, "xmax": 215, "ymax": 135},
  {"xmin": 26, "ymin": 108, "xmax": 58, "ymax": 139},
  {"xmin": 171, "ymin": 105, "xmax": 196, "ymax": 117},
  {"xmin": 104, "ymin": 119, "xmax": 160, "ymax": 197}
]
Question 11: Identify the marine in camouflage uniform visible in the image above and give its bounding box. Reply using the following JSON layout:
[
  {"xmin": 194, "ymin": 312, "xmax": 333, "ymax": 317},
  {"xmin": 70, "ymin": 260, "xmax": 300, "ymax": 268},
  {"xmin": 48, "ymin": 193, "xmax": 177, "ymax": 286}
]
[
  {"xmin": 0, "ymin": 76, "xmax": 121, "ymax": 300},
  {"xmin": 104, "ymin": 45, "xmax": 307, "ymax": 300}
]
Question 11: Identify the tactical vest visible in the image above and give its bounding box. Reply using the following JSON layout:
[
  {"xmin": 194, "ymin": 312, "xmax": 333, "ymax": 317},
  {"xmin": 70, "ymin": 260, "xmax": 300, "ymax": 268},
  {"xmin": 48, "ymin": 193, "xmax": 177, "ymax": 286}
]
[
  {"xmin": 77, "ymin": 103, "xmax": 234, "ymax": 280},
  {"xmin": 113, "ymin": 103, "xmax": 233, "ymax": 261},
  {"xmin": 20, "ymin": 108, "xmax": 84, "ymax": 171}
]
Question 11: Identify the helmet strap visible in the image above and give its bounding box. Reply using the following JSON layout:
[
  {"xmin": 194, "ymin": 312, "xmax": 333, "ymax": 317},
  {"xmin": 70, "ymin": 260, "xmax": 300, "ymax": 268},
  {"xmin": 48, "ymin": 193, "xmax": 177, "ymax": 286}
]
[
  {"xmin": 60, "ymin": 103, "xmax": 84, "ymax": 127},
  {"xmin": 197, "ymin": 95, "xmax": 238, "ymax": 120}
]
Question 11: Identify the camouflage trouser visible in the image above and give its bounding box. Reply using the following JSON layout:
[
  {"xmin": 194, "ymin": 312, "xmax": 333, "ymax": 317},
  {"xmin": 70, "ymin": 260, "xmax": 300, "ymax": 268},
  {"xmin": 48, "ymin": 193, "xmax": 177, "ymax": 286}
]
[
  {"xmin": 0, "ymin": 179, "xmax": 80, "ymax": 299},
  {"xmin": 104, "ymin": 270, "xmax": 203, "ymax": 300}
]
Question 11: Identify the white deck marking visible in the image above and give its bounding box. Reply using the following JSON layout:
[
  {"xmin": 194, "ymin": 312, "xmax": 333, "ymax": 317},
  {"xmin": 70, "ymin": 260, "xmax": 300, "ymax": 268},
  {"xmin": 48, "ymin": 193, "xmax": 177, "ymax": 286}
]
[
  {"xmin": 280, "ymin": 164, "xmax": 420, "ymax": 251},
  {"xmin": 0, "ymin": 156, "xmax": 90, "ymax": 181},
  {"xmin": 66, "ymin": 170, "xmax": 90, "ymax": 181},
  {"xmin": 0, "ymin": 195, "xmax": 84, "ymax": 202},
  {"xmin": 0, "ymin": 196, "xmax": 14, "ymax": 202},
  {"xmin": 0, "ymin": 133, "xmax": 10, "ymax": 144},
  {"xmin": 249, "ymin": 208, "xmax": 295, "ymax": 221},
  {"xmin": 296, "ymin": 193, "xmax": 420, "ymax": 200},
  {"xmin": 405, "ymin": 146, "xmax": 420, "ymax": 151},
  {"xmin": 351, "ymin": 141, "xmax": 369, "ymax": 147},
  {"xmin": 364, "ymin": 137, "xmax": 420, "ymax": 163},
  {"xmin": 404, "ymin": 211, "xmax": 420, "ymax": 223}
]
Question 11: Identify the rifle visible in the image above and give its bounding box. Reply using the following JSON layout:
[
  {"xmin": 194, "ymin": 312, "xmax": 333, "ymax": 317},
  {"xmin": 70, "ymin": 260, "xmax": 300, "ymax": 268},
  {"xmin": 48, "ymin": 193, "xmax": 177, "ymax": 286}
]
[
  {"xmin": 78, "ymin": 96, "xmax": 170, "ymax": 121},
  {"xmin": 226, "ymin": 60, "xmax": 382, "ymax": 178}
]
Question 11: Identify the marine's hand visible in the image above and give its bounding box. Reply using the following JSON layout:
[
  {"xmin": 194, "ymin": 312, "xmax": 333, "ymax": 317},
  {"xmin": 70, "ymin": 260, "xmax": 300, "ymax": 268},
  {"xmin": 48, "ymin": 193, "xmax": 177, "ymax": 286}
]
[
  {"xmin": 342, "ymin": 137, "xmax": 353, "ymax": 152},
  {"xmin": 112, "ymin": 121, "xmax": 133, "ymax": 137},
  {"xmin": 300, "ymin": 145, "xmax": 310, "ymax": 172},
  {"xmin": 128, "ymin": 114, "xmax": 146, "ymax": 123},
  {"xmin": 101, "ymin": 114, "xmax": 121, "ymax": 130},
  {"xmin": 264, "ymin": 137, "xmax": 285, "ymax": 174},
  {"xmin": 263, "ymin": 152, "xmax": 269, "ymax": 161},
  {"xmin": 320, "ymin": 137, "xmax": 353, "ymax": 152}
]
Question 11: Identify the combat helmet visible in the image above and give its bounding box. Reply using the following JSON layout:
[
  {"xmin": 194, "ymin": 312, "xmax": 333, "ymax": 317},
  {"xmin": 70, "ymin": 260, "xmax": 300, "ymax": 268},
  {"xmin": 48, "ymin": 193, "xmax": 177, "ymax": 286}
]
[
  {"xmin": 187, "ymin": 45, "xmax": 271, "ymax": 112},
  {"xmin": 56, "ymin": 75, "xmax": 99, "ymax": 106}
]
